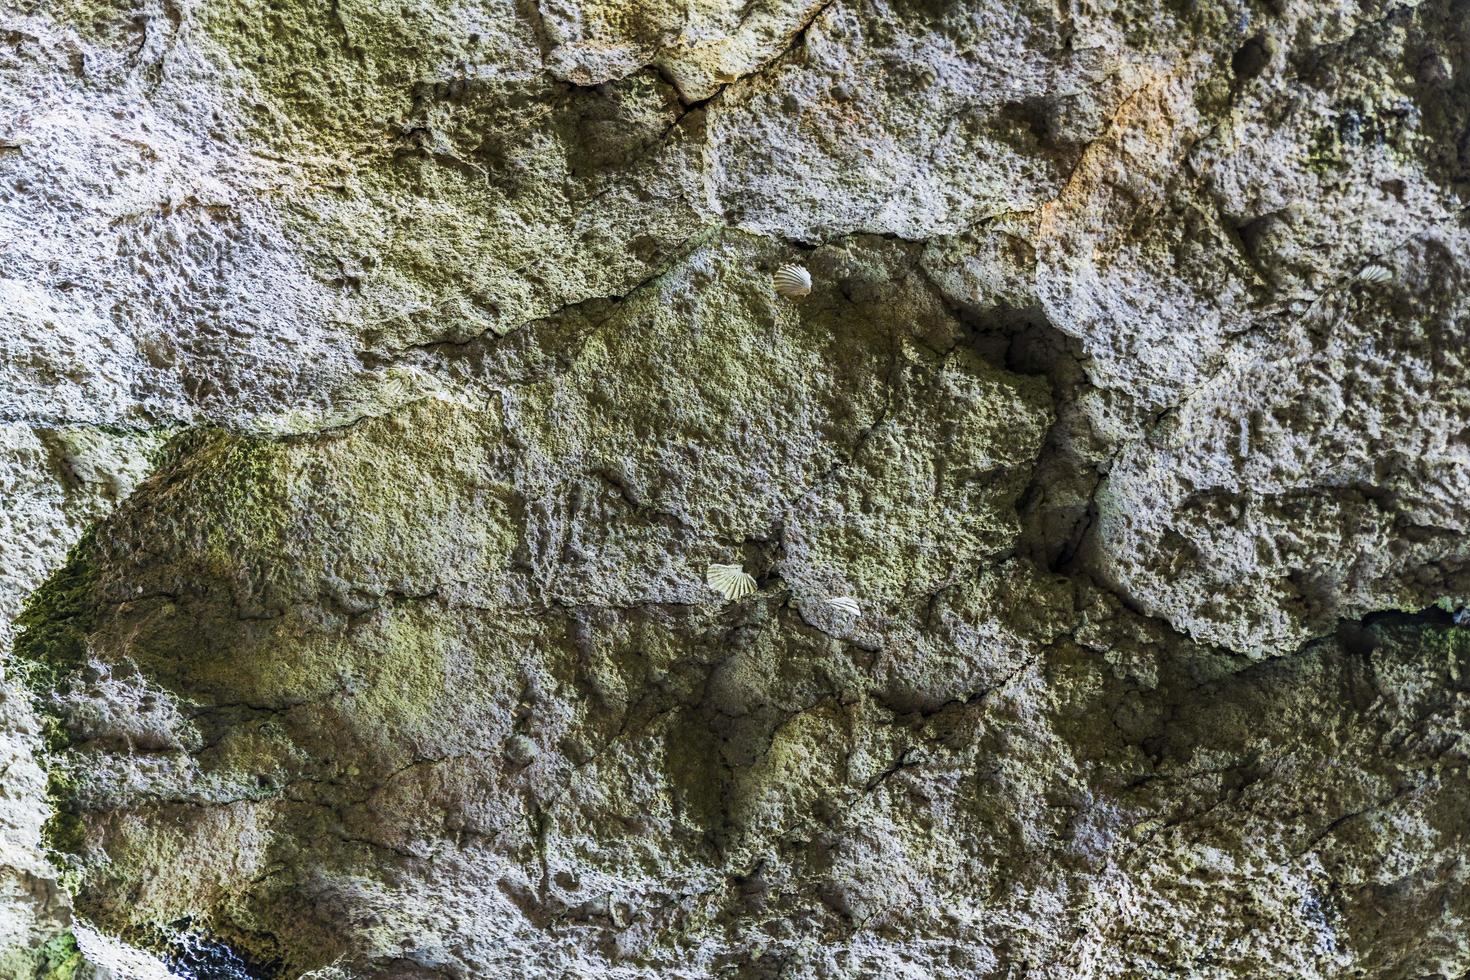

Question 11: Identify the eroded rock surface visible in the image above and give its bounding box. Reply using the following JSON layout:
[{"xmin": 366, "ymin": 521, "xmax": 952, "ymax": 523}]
[{"xmin": 4, "ymin": 0, "xmax": 1470, "ymax": 975}]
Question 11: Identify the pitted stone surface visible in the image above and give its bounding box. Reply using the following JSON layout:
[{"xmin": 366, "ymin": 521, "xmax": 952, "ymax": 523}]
[{"xmin": 3, "ymin": 0, "xmax": 1470, "ymax": 975}]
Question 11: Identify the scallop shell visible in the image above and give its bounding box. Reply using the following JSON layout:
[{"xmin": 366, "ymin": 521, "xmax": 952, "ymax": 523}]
[
  {"xmin": 773, "ymin": 263, "xmax": 812, "ymax": 298},
  {"xmin": 706, "ymin": 563, "xmax": 757, "ymax": 600},
  {"xmin": 1357, "ymin": 263, "xmax": 1393, "ymax": 283},
  {"xmin": 825, "ymin": 596, "xmax": 861, "ymax": 617}
]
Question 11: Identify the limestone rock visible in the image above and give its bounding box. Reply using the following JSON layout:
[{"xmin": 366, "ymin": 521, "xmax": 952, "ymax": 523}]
[{"xmin": 3, "ymin": 0, "xmax": 1470, "ymax": 975}]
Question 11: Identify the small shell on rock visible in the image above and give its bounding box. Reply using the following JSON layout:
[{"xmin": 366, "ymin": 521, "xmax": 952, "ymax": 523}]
[
  {"xmin": 825, "ymin": 596, "xmax": 861, "ymax": 617},
  {"xmin": 504, "ymin": 734, "xmax": 539, "ymax": 768},
  {"xmin": 773, "ymin": 263, "xmax": 812, "ymax": 298},
  {"xmin": 1357, "ymin": 263, "xmax": 1393, "ymax": 283},
  {"xmin": 706, "ymin": 563, "xmax": 757, "ymax": 600}
]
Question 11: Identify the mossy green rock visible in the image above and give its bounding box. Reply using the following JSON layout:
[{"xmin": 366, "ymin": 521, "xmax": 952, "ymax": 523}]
[
  {"xmin": 6, "ymin": 0, "xmax": 1470, "ymax": 975},
  {"xmin": 17, "ymin": 231, "xmax": 1470, "ymax": 977}
]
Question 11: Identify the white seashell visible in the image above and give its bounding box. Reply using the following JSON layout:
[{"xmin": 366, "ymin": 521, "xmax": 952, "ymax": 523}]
[
  {"xmin": 773, "ymin": 263, "xmax": 812, "ymax": 298},
  {"xmin": 825, "ymin": 596, "xmax": 861, "ymax": 617},
  {"xmin": 1357, "ymin": 263, "xmax": 1393, "ymax": 283},
  {"xmin": 706, "ymin": 563, "xmax": 757, "ymax": 600}
]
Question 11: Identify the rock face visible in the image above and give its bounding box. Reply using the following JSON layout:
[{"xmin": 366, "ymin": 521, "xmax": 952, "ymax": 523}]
[{"xmin": 3, "ymin": 0, "xmax": 1470, "ymax": 976}]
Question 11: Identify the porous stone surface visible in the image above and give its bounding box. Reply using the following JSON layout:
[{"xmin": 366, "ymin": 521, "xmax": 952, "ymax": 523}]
[{"xmin": 3, "ymin": 0, "xmax": 1470, "ymax": 975}]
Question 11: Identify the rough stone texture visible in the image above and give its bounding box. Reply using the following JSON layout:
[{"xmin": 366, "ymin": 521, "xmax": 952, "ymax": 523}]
[
  {"xmin": 4, "ymin": 0, "xmax": 1470, "ymax": 975},
  {"xmin": 0, "ymin": 424, "xmax": 171, "ymax": 975}
]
